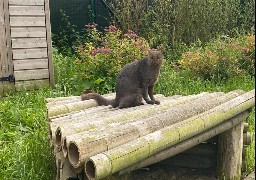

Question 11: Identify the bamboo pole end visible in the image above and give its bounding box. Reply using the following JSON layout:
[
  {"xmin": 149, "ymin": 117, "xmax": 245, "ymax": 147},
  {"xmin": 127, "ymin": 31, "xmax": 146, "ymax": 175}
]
[{"xmin": 68, "ymin": 142, "xmax": 80, "ymax": 168}]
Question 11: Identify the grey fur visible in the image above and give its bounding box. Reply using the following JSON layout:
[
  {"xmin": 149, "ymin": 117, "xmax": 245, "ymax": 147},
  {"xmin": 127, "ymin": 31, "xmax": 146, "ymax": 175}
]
[{"xmin": 81, "ymin": 49, "xmax": 164, "ymax": 108}]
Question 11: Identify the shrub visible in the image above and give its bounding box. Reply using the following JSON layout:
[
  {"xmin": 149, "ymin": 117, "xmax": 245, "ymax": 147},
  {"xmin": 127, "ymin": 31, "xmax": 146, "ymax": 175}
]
[
  {"xmin": 53, "ymin": 48, "xmax": 86, "ymax": 95},
  {"xmin": 178, "ymin": 34, "xmax": 255, "ymax": 80},
  {"xmin": 109, "ymin": 0, "xmax": 255, "ymax": 49},
  {"xmin": 75, "ymin": 24, "xmax": 150, "ymax": 94}
]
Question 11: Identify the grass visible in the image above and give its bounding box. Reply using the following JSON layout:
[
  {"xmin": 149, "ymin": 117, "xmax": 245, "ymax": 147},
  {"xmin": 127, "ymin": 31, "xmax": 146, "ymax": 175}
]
[
  {"xmin": 0, "ymin": 67, "xmax": 254, "ymax": 179},
  {"xmin": 156, "ymin": 65, "xmax": 255, "ymax": 96},
  {"xmin": 0, "ymin": 88, "xmax": 57, "ymax": 179}
]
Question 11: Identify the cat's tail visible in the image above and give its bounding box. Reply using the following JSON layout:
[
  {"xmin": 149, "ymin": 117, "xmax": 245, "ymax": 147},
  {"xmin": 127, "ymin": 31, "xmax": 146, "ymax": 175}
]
[{"xmin": 81, "ymin": 93, "xmax": 114, "ymax": 106}]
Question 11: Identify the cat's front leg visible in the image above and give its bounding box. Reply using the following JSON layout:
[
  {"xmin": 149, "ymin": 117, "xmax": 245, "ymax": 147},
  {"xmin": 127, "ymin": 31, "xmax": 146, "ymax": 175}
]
[
  {"xmin": 148, "ymin": 86, "xmax": 160, "ymax": 105},
  {"xmin": 142, "ymin": 85, "xmax": 154, "ymax": 104}
]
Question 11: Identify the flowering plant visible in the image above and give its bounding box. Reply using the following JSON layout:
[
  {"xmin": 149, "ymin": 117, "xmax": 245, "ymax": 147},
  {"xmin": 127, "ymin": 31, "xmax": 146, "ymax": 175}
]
[
  {"xmin": 178, "ymin": 34, "xmax": 255, "ymax": 80},
  {"xmin": 76, "ymin": 24, "xmax": 150, "ymax": 93}
]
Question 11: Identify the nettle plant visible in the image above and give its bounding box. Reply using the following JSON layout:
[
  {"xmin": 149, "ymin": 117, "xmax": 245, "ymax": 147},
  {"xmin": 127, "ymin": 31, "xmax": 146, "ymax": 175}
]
[
  {"xmin": 76, "ymin": 23, "xmax": 150, "ymax": 93},
  {"xmin": 178, "ymin": 34, "xmax": 255, "ymax": 80}
]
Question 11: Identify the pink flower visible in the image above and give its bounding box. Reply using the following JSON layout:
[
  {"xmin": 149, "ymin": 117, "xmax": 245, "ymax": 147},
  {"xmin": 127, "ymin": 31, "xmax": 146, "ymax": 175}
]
[
  {"xmin": 85, "ymin": 23, "xmax": 98, "ymax": 28},
  {"xmin": 101, "ymin": 41, "xmax": 109, "ymax": 46},
  {"xmin": 128, "ymin": 30, "xmax": 134, "ymax": 33},
  {"xmin": 130, "ymin": 33, "xmax": 138, "ymax": 38},
  {"xmin": 123, "ymin": 33, "xmax": 138, "ymax": 38},
  {"xmin": 90, "ymin": 48, "xmax": 111, "ymax": 56},
  {"xmin": 105, "ymin": 25, "xmax": 118, "ymax": 32}
]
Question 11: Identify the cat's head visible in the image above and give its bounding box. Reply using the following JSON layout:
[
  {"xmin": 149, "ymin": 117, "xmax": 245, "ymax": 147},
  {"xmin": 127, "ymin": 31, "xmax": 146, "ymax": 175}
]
[{"xmin": 147, "ymin": 49, "xmax": 164, "ymax": 66}]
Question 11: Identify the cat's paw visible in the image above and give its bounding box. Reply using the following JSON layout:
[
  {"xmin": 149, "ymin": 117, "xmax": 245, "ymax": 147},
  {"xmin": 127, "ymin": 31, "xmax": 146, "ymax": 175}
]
[
  {"xmin": 154, "ymin": 100, "xmax": 160, "ymax": 105},
  {"xmin": 146, "ymin": 100, "xmax": 155, "ymax": 104}
]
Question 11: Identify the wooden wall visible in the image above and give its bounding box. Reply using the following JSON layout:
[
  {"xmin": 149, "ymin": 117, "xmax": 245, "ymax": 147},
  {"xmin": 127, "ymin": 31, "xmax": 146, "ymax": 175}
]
[{"xmin": 0, "ymin": 0, "xmax": 54, "ymax": 96}]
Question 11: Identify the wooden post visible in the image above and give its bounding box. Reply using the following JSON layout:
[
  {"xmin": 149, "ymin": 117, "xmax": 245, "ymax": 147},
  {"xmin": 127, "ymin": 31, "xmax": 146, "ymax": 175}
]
[
  {"xmin": 0, "ymin": 0, "xmax": 5, "ymax": 96},
  {"xmin": 44, "ymin": 0, "xmax": 55, "ymax": 88},
  {"xmin": 217, "ymin": 121, "xmax": 244, "ymax": 179},
  {"xmin": 0, "ymin": 0, "xmax": 14, "ymax": 96}
]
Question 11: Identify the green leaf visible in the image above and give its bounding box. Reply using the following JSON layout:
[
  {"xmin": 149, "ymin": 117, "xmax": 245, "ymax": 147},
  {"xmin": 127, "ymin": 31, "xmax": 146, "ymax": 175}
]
[{"xmin": 95, "ymin": 78, "xmax": 104, "ymax": 85}]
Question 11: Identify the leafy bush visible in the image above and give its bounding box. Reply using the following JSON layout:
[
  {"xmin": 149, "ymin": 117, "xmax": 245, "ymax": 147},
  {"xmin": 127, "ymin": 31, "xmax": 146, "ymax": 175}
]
[
  {"xmin": 178, "ymin": 34, "xmax": 255, "ymax": 80},
  {"xmin": 53, "ymin": 49, "xmax": 85, "ymax": 95},
  {"xmin": 109, "ymin": 0, "xmax": 255, "ymax": 49},
  {"xmin": 75, "ymin": 24, "xmax": 150, "ymax": 94}
]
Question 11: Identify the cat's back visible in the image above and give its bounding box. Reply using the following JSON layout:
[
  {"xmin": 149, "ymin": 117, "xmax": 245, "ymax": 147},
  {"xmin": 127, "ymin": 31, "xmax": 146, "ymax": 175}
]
[
  {"xmin": 118, "ymin": 60, "xmax": 140, "ymax": 77},
  {"xmin": 116, "ymin": 60, "xmax": 140, "ymax": 95}
]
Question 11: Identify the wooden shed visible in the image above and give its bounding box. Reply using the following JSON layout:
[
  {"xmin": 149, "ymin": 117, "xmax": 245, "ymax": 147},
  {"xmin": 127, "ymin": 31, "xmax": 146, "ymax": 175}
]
[{"xmin": 0, "ymin": 0, "xmax": 54, "ymax": 96}]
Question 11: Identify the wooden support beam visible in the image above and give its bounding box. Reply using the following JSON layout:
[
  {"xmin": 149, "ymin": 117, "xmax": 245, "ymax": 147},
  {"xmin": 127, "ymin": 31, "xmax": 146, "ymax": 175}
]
[
  {"xmin": 217, "ymin": 121, "xmax": 244, "ymax": 179},
  {"xmin": 119, "ymin": 111, "xmax": 250, "ymax": 175}
]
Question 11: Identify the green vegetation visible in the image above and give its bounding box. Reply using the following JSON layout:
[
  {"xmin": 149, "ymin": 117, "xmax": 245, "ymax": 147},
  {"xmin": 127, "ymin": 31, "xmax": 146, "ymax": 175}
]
[
  {"xmin": 178, "ymin": 34, "xmax": 255, "ymax": 80},
  {"xmin": 0, "ymin": 89, "xmax": 56, "ymax": 179},
  {"xmin": 76, "ymin": 24, "xmax": 150, "ymax": 93},
  {"xmin": 0, "ymin": 59, "xmax": 254, "ymax": 179},
  {"xmin": 1, "ymin": 0, "xmax": 255, "ymax": 178},
  {"xmin": 109, "ymin": 0, "xmax": 255, "ymax": 48}
]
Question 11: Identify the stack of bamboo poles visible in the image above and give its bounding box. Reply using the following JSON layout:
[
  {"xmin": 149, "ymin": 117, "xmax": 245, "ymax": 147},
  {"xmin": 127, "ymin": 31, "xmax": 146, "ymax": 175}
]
[{"xmin": 46, "ymin": 89, "xmax": 255, "ymax": 180}]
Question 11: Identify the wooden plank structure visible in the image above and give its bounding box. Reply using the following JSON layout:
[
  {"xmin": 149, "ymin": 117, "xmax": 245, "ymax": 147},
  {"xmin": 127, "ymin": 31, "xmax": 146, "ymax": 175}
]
[
  {"xmin": 46, "ymin": 89, "xmax": 255, "ymax": 180},
  {"xmin": 0, "ymin": 0, "xmax": 54, "ymax": 96}
]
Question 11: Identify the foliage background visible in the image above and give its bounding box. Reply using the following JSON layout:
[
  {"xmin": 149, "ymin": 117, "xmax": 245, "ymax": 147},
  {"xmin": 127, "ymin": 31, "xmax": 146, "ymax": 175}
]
[
  {"xmin": 0, "ymin": 0, "xmax": 255, "ymax": 179},
  {"xmin": 109, "ymin": 0, "xmax": 255, "ymax": 50}
]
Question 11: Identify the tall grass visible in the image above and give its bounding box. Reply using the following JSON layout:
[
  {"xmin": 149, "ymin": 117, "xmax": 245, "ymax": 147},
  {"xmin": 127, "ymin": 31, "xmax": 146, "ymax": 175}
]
[
  {"xmin": 109, "ymin": 0, "xmax": 255, "ymax": 48},
  {"xmin": 156, "ymin": 66, "xmax": 255, "ymax": 96},
  {"xmin": 0, "ymin": 88, "xmax": 57, "ymax": 179}
]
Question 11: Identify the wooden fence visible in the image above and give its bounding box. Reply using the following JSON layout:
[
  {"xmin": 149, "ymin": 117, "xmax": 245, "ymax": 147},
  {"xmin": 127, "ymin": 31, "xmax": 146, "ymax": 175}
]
[
  {"xmin": 46, "ymin": 89, "xmax": 255, "ymax": 180},
  {"xmin": 0, "ymin": 0, "xmax": 54, "ymax": 96}
]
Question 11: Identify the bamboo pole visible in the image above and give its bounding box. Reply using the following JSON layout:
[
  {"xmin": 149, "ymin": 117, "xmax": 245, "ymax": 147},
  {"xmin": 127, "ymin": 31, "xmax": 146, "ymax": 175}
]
[
  {"xmin": 119, "ymin": 111, "xmax": 251, "ymax": 175},
  {"xmin": 85, "ymin": 90, "xmax": 254, "ymax": 179},
  {"xmin": 55, "ymin": 93, "xmax": 204, "ymax": 146},
  {"xmin": 47, "ymin": 93, "xmax": 116, "ymax": 118},
  {"xmin": 59, "ymin": 95, "xmax": 192, "ymax": 157},
  {"xmin": 50, "ymin": 94, "xmax": 171, "ymax": 144},
  {"xmin": 46, "ymin": 96, "xmax": 81, "ymax": 103},
  {"xmin": 55, "ymin": 151, "xmax": 82, "ymax": 180},
  {"xmin": 49, "ymin": 94, "xmax": 166, "ymax": 123},
  {"xmin": 243, "ymin": 122, "xmax": 249, "ymax": 133},
  {"xmin": 66, "ymin": 91, "xmax": 241, "ymax": 168},
  {"xmin": 243, "ymin": 132, "xmax": 252, "ymax": 145}
]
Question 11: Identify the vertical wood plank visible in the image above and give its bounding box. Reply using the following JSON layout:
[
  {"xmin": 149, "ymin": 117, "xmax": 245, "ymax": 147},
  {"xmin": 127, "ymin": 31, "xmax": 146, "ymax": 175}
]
[
  {"xmin": 217, "ymin": 121, "xmax": 244, "ymax": 179},
  {"xmin": 44, "ymin": 0, "xmax": 55, "ymax": 88},
  {"xmin": 0, "ymin": 0, "xmax": 5, "ymax": 96},
  {"xmin": 2, "ymin": 0, "xmax": 14, "ymax": 96}
]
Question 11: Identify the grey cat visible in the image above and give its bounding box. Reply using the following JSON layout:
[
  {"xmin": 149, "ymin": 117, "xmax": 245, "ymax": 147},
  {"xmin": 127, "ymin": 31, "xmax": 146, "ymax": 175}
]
[{"xmin": 81, "ymin": 49, "xmax": 164, "ymax": 108}]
